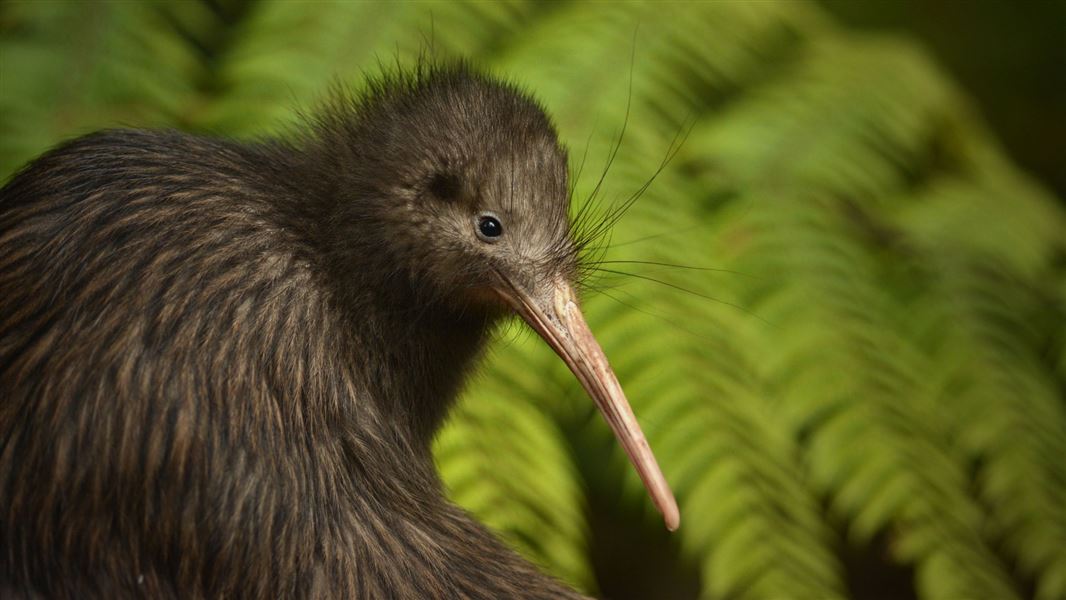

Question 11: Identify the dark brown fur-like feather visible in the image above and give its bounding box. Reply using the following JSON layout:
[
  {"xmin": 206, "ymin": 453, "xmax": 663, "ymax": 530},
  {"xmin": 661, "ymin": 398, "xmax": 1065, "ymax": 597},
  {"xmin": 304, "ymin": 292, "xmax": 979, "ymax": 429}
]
[{"xmin": 0, "ymin": 65, "xmax": 582, "ymax": 599}]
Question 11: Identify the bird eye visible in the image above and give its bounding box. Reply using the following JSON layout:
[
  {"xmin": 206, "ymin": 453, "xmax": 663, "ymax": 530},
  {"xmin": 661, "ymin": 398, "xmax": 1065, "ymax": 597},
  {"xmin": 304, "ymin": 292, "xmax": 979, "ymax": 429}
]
[{"xmin": 477, "ymin": 214, "xmax": 503, "ymax": 241}]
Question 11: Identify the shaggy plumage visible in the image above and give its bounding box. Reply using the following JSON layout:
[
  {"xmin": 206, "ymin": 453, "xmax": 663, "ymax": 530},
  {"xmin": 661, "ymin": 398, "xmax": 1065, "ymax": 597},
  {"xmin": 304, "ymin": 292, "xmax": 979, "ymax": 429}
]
[{"xmin": 0, "ymin": 64, "xmax": 585, "ymax": 598}]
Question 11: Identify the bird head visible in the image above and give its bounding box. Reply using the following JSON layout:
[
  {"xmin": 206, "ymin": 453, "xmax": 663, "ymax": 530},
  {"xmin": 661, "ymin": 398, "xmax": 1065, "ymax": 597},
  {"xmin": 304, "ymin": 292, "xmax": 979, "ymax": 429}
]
[{"xmin": 314, "ymin": 64, "xmax": 679, "ymax": 531}]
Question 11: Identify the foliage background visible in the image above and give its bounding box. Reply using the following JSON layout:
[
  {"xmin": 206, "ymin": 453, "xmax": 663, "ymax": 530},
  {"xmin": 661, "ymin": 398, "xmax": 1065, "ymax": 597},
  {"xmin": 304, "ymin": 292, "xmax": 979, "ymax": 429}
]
[{"xmin": 2, "ymin": 1, "xmax": 1064, "ymax": 599}]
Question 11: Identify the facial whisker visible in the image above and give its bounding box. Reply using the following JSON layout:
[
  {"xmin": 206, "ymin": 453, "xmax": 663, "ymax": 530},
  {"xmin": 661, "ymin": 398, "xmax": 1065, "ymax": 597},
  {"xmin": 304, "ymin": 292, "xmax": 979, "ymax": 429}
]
[
  {"xmin": 570, "ymin": 111, "xmax": 696, "ymax": 266},
  {"xmin": 598, "ymin": 226, "xmax": 704, "ymax": 249},
  {"xmin": 588, "ymin": 115, "xmax": 696, "ymax": 243},
  {"xmin": 587, "ymin": 284, "xmax": 721, "ymax": 344},
  {"xmin": 573, "ymin": 42, "xmax": 636, "ymax": 240},
  {"xmin": 569, "ymin": 124, "xmax": 598, "ymax": 201},
  {"xmin": 590, "ymin": 267, "xmax": 768, "ymax": 325},
  {"xmin": 596, "ymin": 260, "xmax": 760, "ymax": 279}
]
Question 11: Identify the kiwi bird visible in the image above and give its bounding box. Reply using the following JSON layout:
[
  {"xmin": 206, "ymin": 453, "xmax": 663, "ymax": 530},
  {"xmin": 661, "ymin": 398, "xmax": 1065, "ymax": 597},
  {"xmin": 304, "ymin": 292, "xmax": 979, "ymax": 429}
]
[{"xmin": 0, "ymin": 63, "xmax": 678, "ymax": 598}]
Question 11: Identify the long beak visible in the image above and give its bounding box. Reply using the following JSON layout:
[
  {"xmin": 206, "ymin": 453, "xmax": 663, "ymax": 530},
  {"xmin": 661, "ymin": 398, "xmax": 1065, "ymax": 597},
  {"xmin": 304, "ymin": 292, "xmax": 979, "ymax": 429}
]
[{"xmin": 496, "ymin": 276, "xmax": 680, "ymax": 531}]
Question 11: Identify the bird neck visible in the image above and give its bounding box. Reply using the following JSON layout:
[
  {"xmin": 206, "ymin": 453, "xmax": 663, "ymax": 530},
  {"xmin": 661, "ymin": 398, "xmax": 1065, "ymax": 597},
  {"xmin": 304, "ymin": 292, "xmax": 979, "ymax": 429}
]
[{"xmin": 335, "ymin": 275, "xmax": 496, "ymax": 450}]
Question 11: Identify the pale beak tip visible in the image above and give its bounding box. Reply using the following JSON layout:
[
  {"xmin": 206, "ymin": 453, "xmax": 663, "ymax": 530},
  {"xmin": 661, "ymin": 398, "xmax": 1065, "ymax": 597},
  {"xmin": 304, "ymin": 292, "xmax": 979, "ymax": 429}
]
[{"xmin": 663, "ymin": 500, "xmax": 680, "ymax": 532}]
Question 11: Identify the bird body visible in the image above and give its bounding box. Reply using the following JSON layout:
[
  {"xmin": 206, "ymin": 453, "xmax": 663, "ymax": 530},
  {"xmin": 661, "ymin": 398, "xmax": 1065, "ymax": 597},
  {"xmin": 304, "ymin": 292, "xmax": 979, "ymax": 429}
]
[{"xmin": 0, "ymin": 64, "xmax": 675, "ymax": 598}]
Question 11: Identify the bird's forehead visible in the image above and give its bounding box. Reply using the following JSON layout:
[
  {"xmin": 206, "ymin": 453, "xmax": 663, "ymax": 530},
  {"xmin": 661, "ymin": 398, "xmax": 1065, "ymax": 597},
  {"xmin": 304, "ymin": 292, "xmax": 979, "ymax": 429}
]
[
  {"xmin": 439, "ymin": 116, "xmax": 564, "ymax": 173},
  {"xmin": 408, "ymin": 80, "xmax": 562, "ymax": 158},
  {"xmin": 391, "ymin": 70, "xmax": 571, "ymax": 213}
]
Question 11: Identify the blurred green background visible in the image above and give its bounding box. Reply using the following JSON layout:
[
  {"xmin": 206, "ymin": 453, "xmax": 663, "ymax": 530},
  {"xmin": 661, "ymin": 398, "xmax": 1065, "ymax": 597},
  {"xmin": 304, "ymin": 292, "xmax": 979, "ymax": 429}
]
[{"xmin": 2, "ymin": 2, "xmax": 1064, "ymax": 599}]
